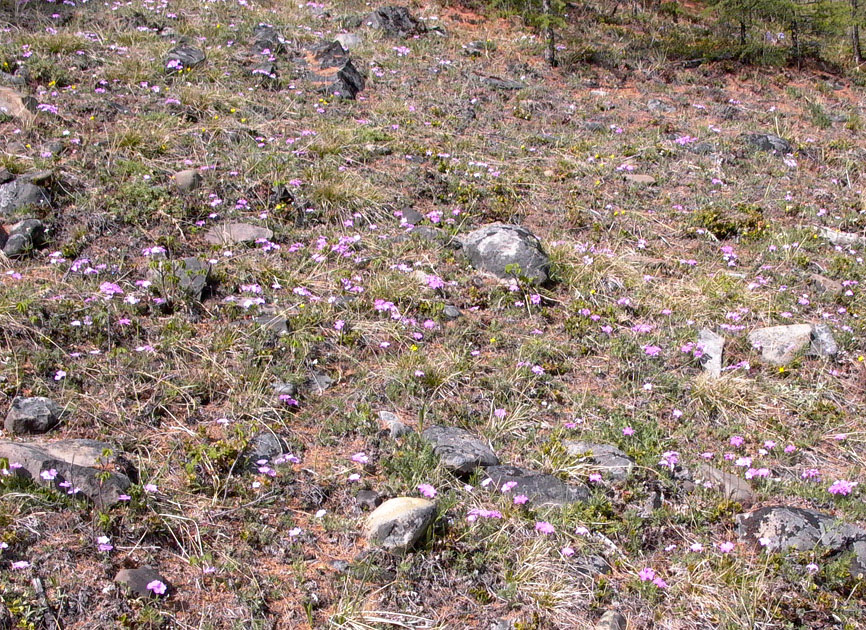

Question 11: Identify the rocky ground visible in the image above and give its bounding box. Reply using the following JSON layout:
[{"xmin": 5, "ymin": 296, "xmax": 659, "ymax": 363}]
[{"xmin": 3, "ymin": 0, "xmax": 866, "ymax": 628}]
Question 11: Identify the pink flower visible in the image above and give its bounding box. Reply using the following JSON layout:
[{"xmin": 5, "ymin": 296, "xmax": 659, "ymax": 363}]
[
  {"xmin": 729, "ymin": 435, "xmax": 744, "ymax": 447},
  {"xmin": 501, "ymin": 481, "xmax": 518, "ymax": 493},
  {"xmin": 11, "ymin": 561, "xmax": 30, "ymax": 570},
  {"xmin": 513, "ymin": 494, "xmax": 529, "ymax": 505},
  {"xmin": 560, "ymin": 546, "xmax": 575, "ymax": 557},
  {"xmin": 417, "ymin": 483, "xmax": 437, "ymax": 498},
  {"xmin": 146, "ymin": 580, "xmax": 167, "ymax": 595},
  {"xmin": 588, "ymin": 473, "xmax": 602, "ymax": 483},
  {"xmin": 638, "ymin": 567, "xmax": 656, "ymax": 581},
  {"xmin": 828, "ymin": 480, "xmax": 857, "ymax": 496},
  {"xmin": 622, "ymin": 426, "xmax": 635, "ymax": 436},
  {"xmin": 96, "ymin": 536, "xmax": 113, "ymax": 552},
  {"xmin": 351, "ymin": 452, "xmax": 368, "ymax": 464},
  {"xmin": 535, "ymin": 521, "xmax": 555, "ymax": 534},
  {"xmin": 143, "ymin": 483, "xmax": 158, "ymax": 493},
  {"xmin": 643, "ymin": 345, "xmax": 662, "ymax": 356},
  {"xmin": 718, "ymin": 541, "xmax": 735, "ymax": 553},
  {"xmin": 334, "ymin": 320, "xmax": 345, "ymax": 331}
]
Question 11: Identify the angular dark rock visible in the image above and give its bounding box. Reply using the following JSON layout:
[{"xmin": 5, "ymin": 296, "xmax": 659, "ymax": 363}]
[
  {"xmin": 421, "ymin": 425, "xmax": 498, "ymax": 473},
  {"xmin": 252, "ymin": 24, "xmax": 286, "ymax": 55},
  {"xmin": 694, "ymin": 463, "xmax": 755, "ymax": 506},
  {"xmin": 165, "ymin": 46, "xmax": 206, "ymax": 72},
  {"xmin": 461, "ymin": 223, "xmax": 550, "ymax": 283},
  {"xmin": 365, "ymin": 6, "xmax": 426, "ymax": 38},
  {"xmin": 244, "ymin": 431, "xmax": 289, "ymax": 470},
  {"xmin": 484, "ymin": 465, "xmax": 589, "ymax": 506},
  {"xmin": 150, "ymin": 257, "xmax": 212, "ymax": 301},
  {"xmin": 736, "ymin": 505, "xmax": 866, "ymax": 553},
  {"xmin": 5, "ymin": 396, "xmax": 63, "ymax": 434}
]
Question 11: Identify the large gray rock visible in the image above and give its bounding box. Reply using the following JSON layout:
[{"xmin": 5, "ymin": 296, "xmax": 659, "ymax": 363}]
[
  {"xmin": 484, "ymin": 465, "xmax": 588, "ymax": 506},
  {"xmin": 421, "ymin": 425, "xmax": 498, "ymax": 473},
  {"xmin": 0, "ymin": 440, "xmax": 131, "ymax": 506},
  {"xmin": 365, "ymin": 6, "xmax": 426, "ymax": 38},
  {"xmin": 565, "ymin": 441, "xmax": 634, "ymax": 481},
  {"xmin": 461, "ymin": 223, "xmax": 550, "ymax": 283},
  {"xmin": 695, "ymin": 463, "xmax": 755, "ymax": 506},
  {"xmin": 334, "ymin": 33, "xmax": 363, "ymax": 51},
  {"xmin": 204, "ymin": 223, "xmax": 273, "ymax": 245},
  {"xmin": 697, "ymin": 328, "xmax": 724, "ymax": 378},
  {"xmin": 173, "ymin": 169, "xmax": 201, "ymax": 192},
  {"xmin": 736, "ymin": 506, "xmax": 866, "ymax": 553},
  {"xmin": 748, "ymin": 324, "xmax": 837, "ymax": 365},
  {"xmin": 4, "ymin": 396, "xmax": 63, "ymax": 434},
  {"xmin": 0, "ymin": 180, "xmax": 50, "ymax": 217},
  {"xmin": 743, "ymin": 133, "xmax": 792, "ymax": 154},
  {"xmin": 115, "ymin": 567, "xmax": 170, "ymax": 597},
  {"xmin": 364, "ymin": 497, "xmax": 435, "ymax": 553},
  {"xmin": 738, "ymin": 507, "xmax": 866, "ymax": 578}
]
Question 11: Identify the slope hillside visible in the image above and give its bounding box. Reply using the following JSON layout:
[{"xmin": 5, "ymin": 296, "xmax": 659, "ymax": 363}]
[{"xmin": 2, "ymin": 0, "xmax": 866, "ymax": 627}]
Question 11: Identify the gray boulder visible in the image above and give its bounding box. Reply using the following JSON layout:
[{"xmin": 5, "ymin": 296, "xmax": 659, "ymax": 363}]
[
  {"xmin": 307, "ymin": 41, "xmax": 365, "ymax": 99},
  {"xmin": 743, "ymin": 133, "xmax": 792, "ymax": 154},
  {"xmin": 378, "ymin": 410, "xmax": 410, "ymax": 438},
  {"xmin": 173, "ymin": 169, "xmax": 201, "ymax": 192},
  {"xmin": 461, "ymin": 223, "xmax": 550, "ymax": 283},
  {"xmin": 5, "ymin": 396, "xmax": 63, "ymax": 434},
  {"xmin": 819, "ymin": 227, "xmax": 865, "ymax": 248},
  {"xmin": 484, "ymin": 465, "xmax": 588, "ymax": 506},
  {"xmin": 421, "ymin": 425, "xmax": 498, "ymax": 473},
  {"xmin": 364, "ymin": 497, "xmax": 435, "ymax": 553},
  {"xmin": 736, "ymin": 506, "xmax": 866, "ymax": 553},
  {"xmin": 565, "ymin": 441, "xmax": 634, "ymax": 481},
  {"xmin": 149, "ymin": 257, "xmax": 212, "ymax": 301},
  {"xmin": 810, "ymin": 323, "xmax": 838, "ymax": 358},
  {"xmin": 0, "ymin": 179, "xmax": 50, "ymax": 217},
  {"xmin": 335, "ymin": 33, "xmax": 363, "ymax": 51},
  {"xmin": 0, "ymin": 440, "xmax": 131, "ymax": 506}
]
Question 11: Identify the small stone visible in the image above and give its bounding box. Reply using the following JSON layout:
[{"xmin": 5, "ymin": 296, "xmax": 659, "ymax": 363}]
[
  {"xmin": 595, "ymin": 611, "xmax": 627, "ymax": 630},
  {"xmin": 244, "ymin": 431, "xmax": 289, "ymax": 470},
  {"xmin": 690, "ymin": 142, "xmax": 717, "ymax": 155},
  {"xmin": 205, "ymin": 223, "xmax": 273, "ymax": 246},
  {"xmin": 149, "ymin": 257, "xmax": 212, "ymax": 301},
  {"xmin": 5, "ymin": 396, "xmax": 63, "ymax": 434},
  {"xmin": 253, "ymin": 310, "xmax": 289, "ymax": 335},
  {"xmin": 747, "ymin": 324, "xmax": 813, "ymax": 366},
  {"xmin": 3, "ymin": 219, "xmax": 46, "ymax": 257},
  {"xmin": 330, "ymin": 559, "xmax": 350, "ymax": 572},
  {"xmin": 743, "ymin": 133, "xmax": 792, "ymax": 154},
  {"xmin": 364, "ymin": 497, "xmax": 435, "ymax": 553},
  {"xmin": 305, "ymin": 372, "xmax": 334, "ymax": 394},
  {"xmin": 378, "ymin": 411, "xmax": 410, "ymax": 437},
  {"xmin": 334, "ymin": 33, "xmax": 362, "ymax": 51},
  {"xmin": 174, "ymin": 169, "xmax": 201, "ymax": 192},
  {"xmin": 809, "ymin": 323, "xmax": 838, "ymax": 358},
  {"xmin": 0, "ymin": 87, "xmax": 37, "ymax": 124},
  {"xmin": 442, "ymin": 305, "xmax": 462, "ymax": 320},
  {"xmin": 647, "ymin": 98, "xmax": 675, "ymax": 113},
  {"xmin": 461, "ymin": 223, "xmax": 550, "ymax": 284},
  {"xmin": 356, "ymin": 489, "xmax": 382, "ymax": 510},
  {"xmin": 272, "ymin": 382, "xmax": 297, "ymax": 397},
  {"xmin": 809, "ymin": 273, "xmax": 843, "ymax": 298},
  {"xmin": 565, "ymin": 441, "xmax": 634, "ymax": 480},
  {"xmin": 697, "ymin": 328, "xmax": 724, "ymax": 378},
  {"xmin": 115, "ymin": 567, "xmax": 170, "ymax": 597},
  {"xmin": 622, "ymin": 173, "xmax": 656, "ymax": 186},
  {"xmin": 400, "ymin": 208, "xmax": 424, "ymax": 225},
  {"xmin": 695, "ymin": 463, "xmax": 755, "ymax": 506},
  {"xmin": 421, "ymin": 425, "xmax": 499, "ymax": 474},
  {"xmin": 819, "ymin": 227, "xmax": 864, "ymax": 248},
  {"xmin": 480, "ymin": 76, "xmax": 525, "ymax": 91},
  {"xmin": 583, "ymin": 121, "xmax": 606, "ymax": 132},
  {"xmin": 574, "ymin": 554, "xmax": 611, "ymax": 576}
]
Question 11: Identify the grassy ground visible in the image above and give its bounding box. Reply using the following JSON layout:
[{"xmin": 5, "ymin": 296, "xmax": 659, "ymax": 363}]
[{"xmin": 3, "ymin": 0, "xmax": 866, "ymax": 627}]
